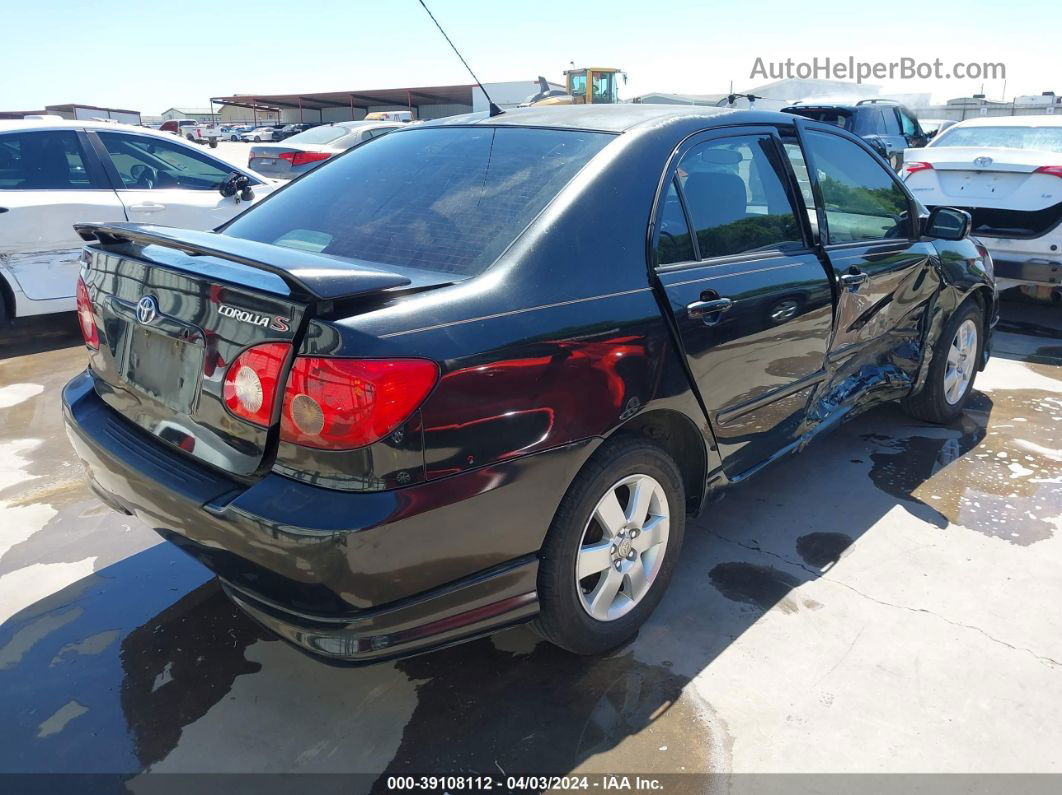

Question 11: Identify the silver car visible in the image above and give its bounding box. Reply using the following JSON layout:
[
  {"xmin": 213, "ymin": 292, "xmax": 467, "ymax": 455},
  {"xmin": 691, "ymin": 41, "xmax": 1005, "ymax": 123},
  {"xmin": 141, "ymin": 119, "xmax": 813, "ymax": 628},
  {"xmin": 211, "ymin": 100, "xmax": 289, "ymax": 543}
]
[{"xmin": 247, "ymin": 121, "xmax": 402, "ymax": 179}]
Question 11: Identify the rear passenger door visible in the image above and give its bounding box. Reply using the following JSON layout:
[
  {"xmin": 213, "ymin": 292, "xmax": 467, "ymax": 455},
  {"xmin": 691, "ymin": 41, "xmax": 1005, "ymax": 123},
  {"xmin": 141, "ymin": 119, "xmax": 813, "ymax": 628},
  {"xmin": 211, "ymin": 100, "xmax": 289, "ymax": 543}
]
[
  {"xmin": 653, "ymin": 128, "xmax": 835, "ymax": 477},
  {"xmin": 798, "ymin": 124, "xmax": 938, "ymax": 398},
  {"xmin": 0, "ymin": 128, "xmax": 125, "ymax": 310}
]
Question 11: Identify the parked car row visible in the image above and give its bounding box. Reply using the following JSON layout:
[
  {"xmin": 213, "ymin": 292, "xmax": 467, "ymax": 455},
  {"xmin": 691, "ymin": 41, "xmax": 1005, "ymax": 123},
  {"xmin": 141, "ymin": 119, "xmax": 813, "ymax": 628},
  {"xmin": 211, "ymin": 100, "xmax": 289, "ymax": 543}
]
[{"xmin": 63, "ymin": 104, "xmax": 997, "ymax": 663}]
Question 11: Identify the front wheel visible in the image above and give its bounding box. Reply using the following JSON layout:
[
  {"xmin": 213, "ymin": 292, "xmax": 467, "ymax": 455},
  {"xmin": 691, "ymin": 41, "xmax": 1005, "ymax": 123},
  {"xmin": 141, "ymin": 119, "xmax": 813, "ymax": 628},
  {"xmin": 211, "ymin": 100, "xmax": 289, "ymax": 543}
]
[
  {"xmin": 208, "ymin": 140, "xmax": 217, "ymax": 149},
  {"xmin": 903, "ymin": 299, "xmax": 983, "ymax": 423},
  {"xmin": 533, "ymin": 436, "xmax": 685, "ymax": 655},
  {"xmin": 253, "ymin": 136, "xmax": 261, "ymax": 142}
]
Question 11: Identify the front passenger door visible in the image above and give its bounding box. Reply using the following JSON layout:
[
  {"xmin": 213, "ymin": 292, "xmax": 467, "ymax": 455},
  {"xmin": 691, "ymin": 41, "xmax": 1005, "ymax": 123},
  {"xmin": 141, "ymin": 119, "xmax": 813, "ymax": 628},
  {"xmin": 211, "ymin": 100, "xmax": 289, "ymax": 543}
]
[
  {"xmin": 93, "ymin": 131, "xmax": 256, "ymax": 230},
  {"xmin": 653, "ymin": 129, "xmax": 835, "ymax": 477},
  {"xmin": 799, "ymin": 126, "xmax": 939, "ymax": 401}
]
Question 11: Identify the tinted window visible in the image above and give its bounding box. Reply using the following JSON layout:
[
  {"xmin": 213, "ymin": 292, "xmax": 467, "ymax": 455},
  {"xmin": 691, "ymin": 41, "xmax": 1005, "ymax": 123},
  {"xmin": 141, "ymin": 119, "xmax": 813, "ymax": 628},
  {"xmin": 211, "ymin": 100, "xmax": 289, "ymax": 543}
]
[
  {"xmin": 224, "ymin": 127, "xmax": 612, "ymax": 276},
  {"xmin": 856, "ymin": 110, "xmax": 886, "ymax": 136},
  {"xmin": 676, "ymin": 135, "xmax": 802, "ymax": 259},
  {"xmin": 881, "ymin": 108, "xmax": 901, "ymax": 136},
  {"xmin": 804, "ymin": 130, "xmax": 911, "ymax": 243},
  {"xmin": 656, "ymin": 178, "xmax": 694, "ymax": 265},
  {"xmin": 98, "ymin": 131, "xmax": 236, "ymax": 190},
  {"xmin": 0, "ymin": 130, "xmax": 94, "ymax": 190},
  {"xmin": 791, "ymin": 109, "xmax": 853, "ymax": 131},
  {"xmin": 932, "ymin": 125, "xmax": 1062, "ymax": 153}
]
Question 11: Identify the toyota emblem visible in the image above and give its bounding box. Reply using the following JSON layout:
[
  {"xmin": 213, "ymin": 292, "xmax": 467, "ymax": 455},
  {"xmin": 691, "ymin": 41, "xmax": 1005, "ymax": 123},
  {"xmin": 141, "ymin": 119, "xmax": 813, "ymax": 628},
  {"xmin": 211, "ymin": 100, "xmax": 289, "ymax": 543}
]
[
  {"xmin": 136, "ymin": 295, "xmax": 159, "ymax": 325},
  {"xmin": 973, "ymin": 156, "xmax": 993, "ymax": 168}
]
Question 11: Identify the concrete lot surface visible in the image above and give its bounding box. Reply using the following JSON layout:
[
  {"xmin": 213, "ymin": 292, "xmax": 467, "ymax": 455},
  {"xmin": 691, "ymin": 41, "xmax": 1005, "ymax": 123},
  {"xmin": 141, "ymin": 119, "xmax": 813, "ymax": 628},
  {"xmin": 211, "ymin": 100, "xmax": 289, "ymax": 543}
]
[{"xmin": 0, "ymin": 297, "xmax": 1059, "ymax": 789}]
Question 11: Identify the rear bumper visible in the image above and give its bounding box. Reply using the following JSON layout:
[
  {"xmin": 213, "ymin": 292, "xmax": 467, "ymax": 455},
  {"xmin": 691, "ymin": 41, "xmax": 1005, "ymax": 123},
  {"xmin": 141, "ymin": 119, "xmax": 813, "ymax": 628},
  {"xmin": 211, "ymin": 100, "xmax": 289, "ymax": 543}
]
[
  {"xmin": 990, "ymin": 258, "xmax": 1062, "ymax": 290},
  {"xmin": 62, "ymin": 370, "xmax": 584, "ymax": 662}
]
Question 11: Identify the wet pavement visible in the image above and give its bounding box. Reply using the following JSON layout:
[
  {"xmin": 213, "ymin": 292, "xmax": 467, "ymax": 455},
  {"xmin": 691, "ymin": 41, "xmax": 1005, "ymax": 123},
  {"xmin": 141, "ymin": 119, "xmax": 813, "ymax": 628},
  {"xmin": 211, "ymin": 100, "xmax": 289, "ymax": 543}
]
[{"xmin": 0, "ymin": 298, "xmax": 1060, "ymax": 786}]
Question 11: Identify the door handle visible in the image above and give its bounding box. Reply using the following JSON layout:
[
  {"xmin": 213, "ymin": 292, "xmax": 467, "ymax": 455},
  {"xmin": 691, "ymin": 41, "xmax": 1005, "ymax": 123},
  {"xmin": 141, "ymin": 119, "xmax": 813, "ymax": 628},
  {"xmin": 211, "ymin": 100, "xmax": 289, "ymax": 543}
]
[
  {"xmin": 687, "ymin": 296, "xmax": 734, "ymax": 321},
  {"xmin": 839, "ymin": 269, "xmax": 868, "ymax": 289},
  {"xmin": 127, "ymin": 202, "xmax": 166, "ymax": 213}
]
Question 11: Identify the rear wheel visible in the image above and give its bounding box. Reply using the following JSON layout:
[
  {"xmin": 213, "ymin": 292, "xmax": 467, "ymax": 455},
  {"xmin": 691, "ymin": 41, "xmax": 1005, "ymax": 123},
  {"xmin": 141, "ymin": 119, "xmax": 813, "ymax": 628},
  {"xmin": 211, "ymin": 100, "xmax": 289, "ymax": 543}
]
[
  {"xmin": 533, "ymin": 436, "xmax": 685, "ymax": 655},
  {"xmin": 903, "ymin": 299, "xmax": 983, "ymax": 423}
]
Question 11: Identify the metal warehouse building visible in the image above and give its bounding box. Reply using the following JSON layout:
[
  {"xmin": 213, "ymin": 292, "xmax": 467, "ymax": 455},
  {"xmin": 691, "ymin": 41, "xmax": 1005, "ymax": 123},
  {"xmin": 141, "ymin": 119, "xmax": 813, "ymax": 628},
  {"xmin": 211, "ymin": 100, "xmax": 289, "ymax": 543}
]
[{"xmin": 210, "ymin": 80, "xmax": 557, "ymax": 124}]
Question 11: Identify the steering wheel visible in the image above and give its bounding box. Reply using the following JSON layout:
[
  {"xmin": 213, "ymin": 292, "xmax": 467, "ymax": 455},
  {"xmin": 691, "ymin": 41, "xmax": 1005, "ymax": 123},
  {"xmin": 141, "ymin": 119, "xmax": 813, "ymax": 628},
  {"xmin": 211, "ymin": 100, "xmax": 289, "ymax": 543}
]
[{"xmin": 129, "ymin": 164, "xmax": 157, "ymax": 189}]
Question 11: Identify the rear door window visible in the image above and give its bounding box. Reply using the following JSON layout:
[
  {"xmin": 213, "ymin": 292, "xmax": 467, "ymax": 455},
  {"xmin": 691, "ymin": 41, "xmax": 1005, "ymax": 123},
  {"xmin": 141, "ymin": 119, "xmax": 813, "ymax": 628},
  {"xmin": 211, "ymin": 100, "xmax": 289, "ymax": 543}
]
[
  {"xmin": 224, "ymin": 126, "xmax": 612, "ymax": 276},
  {"xmin": 0, "ymin": 130, "xmax": 96, "ymax": 190},
  {"xmin": 881, "ymin": 108, "xmax": 901, "ymax": 135},
  {"xmin": 675, "ymin": 134, "xmax": 803, "ymax": 260},
  {"xmin": 804, "ymin": 130, "xmax": 912, "ymax": 243}
]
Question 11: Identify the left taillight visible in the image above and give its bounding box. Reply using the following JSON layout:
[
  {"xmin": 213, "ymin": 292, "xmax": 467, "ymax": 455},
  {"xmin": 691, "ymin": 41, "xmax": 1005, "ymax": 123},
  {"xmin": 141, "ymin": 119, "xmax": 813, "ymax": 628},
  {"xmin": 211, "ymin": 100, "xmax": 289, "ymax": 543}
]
[
  {"xmin": 222, "ymin": 343, "xmax": 292, "ymax": 426},
  {"xmin": 280, "ymin": 151, "xmax": 331, "ymax": 167},
  {"xmin": 76, "ymin": 275, "xmax": 99, "ymax": 350},
  {"xmin": 904, "ymin": 161, "xmax": 934, "ymax": 177}
]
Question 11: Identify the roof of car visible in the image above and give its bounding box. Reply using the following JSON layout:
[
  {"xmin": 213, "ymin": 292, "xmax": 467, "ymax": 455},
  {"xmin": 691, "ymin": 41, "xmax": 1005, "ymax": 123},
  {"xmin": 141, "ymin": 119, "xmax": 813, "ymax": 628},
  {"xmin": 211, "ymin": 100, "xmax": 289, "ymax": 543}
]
[
  {"xmin": 945, "ymin": 114, "xmax": 1062, "ymax": 128},
  {"xmin": 420, "ymin": 104, "xmax": 791, "ymax": 133},
  {"xmin": 0, "ymin": 118, "xmax": 171, "ymax": 137}
]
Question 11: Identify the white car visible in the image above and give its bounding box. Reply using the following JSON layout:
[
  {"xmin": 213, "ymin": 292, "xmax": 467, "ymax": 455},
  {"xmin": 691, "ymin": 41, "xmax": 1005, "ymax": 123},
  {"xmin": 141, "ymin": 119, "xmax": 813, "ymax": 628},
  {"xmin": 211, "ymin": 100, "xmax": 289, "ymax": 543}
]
[
  {"xmin": 902, "ymin": 115, "xmax": 1062, "ymax": 298},
  {"xmin": 0, "ymin": 119, "xmax": 276, "ymax": 320},
  {"xmin": 241, "ymin": 127, "xmax": 280, "ymax": 142}
]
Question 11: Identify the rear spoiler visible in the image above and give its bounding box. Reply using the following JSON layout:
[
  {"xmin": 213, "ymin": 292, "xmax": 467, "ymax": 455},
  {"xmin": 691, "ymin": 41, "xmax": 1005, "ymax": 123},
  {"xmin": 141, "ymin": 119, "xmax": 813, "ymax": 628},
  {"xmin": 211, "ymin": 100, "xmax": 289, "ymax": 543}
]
[{"xmin": 74, "ymin": 222, "xmax": 411, "ymax": 302}]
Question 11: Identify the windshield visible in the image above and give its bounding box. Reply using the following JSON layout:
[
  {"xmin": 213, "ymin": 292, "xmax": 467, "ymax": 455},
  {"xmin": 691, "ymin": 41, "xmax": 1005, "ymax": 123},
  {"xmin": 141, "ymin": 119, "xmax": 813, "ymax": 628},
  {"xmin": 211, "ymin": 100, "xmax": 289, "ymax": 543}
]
[
  {"xmin": 932, "ymin": 125, "xmax": 1062, "ymax": 153},
  {"xmin": 224, "ymin": 126, "xmax": 613, "ymax": 277},
  {"xmin": 285, "ymin": 125, "xmax": 350, "ymax": 145}
]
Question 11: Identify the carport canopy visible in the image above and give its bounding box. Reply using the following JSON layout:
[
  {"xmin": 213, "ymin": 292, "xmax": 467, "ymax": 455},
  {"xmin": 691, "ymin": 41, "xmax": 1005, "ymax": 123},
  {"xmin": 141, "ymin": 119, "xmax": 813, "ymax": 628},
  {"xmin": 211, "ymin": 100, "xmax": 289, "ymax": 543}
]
[{"xmin": 210, "ymin": 84, "xmax": 477, "ymax": 121}]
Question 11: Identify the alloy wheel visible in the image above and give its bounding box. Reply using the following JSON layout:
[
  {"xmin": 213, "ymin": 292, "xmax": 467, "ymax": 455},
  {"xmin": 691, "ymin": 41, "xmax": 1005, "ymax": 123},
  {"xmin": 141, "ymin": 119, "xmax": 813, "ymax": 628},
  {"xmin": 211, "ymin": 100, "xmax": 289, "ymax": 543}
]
[
  {"xmin": 575, "ymin": 473, "xmax": 670, "ymax": 622},
  {"xmin": 944, "ymin": 318, "xmax": 978, "ymax": 405}
]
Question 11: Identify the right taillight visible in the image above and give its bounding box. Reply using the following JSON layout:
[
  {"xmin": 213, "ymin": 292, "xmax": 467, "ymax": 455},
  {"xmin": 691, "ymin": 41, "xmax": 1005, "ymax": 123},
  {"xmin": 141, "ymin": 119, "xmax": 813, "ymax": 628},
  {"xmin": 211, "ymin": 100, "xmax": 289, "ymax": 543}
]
[
  {"xmin": 75, "ymin": 275, "xmax": 99, "ymax": 350},
  {"xmin": 1033, "ymin": 165, "xmax": 1062, "ymax": 179},
  {"xmin": 904, "ymin": 161, "xmax": 934, "ymax": 177},
  {"xmin": 280, "ymin": 358, "xmax": 438, "ymax": 450}
]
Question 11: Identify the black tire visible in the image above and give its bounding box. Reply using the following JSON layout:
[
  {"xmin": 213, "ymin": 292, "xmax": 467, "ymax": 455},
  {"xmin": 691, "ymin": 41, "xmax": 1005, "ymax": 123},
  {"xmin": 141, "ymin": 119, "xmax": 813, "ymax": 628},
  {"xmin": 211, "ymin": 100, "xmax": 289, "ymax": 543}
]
[
  {"xmin": 208, "ymin": 140, "xmax": 217, "ymax": 149},
  {"xmin": 903, "ymin": 298, "xmax": 984, "ymax": 423},
  {"xmin": 533, "ymin": 435, "xmax": 685, "ymax": 655}
]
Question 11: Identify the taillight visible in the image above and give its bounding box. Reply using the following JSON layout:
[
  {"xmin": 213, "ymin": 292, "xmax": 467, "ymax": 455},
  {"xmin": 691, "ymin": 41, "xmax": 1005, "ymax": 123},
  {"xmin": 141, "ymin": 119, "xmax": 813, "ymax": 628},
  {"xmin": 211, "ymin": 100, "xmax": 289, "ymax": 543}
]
[
  {"xmin": 1033, "ymin": 165, "xmax": 1062, "ymax": 178},
  {"xmin": 904, "ymin": 161, "xmax": 934, "ymax": 176},
  {"xmin": 281, "ymin": 358, "xmax": 438, "ymax": 450},
  {"xmin": 223, "ymin": 343, "xmax": 292, "ymax": 426},
  {"xmin": 279, "ymin": 151, "xmax": 331, "ymax": 167},
  {"xmin": 76, "ymin": 275, "xmax": 99, "ymax": 350}
]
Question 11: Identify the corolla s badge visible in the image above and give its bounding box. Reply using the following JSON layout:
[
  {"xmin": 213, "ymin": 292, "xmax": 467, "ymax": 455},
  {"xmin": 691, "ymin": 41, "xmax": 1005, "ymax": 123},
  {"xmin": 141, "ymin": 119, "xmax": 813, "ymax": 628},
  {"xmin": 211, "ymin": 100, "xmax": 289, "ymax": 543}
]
[
  {"xmin": 974, "ymin": 156, "xmax": 993, "ymax": 168},
  {"xmin": 136, "ymin": 295, "xmax": 159, "ymax": 325}
]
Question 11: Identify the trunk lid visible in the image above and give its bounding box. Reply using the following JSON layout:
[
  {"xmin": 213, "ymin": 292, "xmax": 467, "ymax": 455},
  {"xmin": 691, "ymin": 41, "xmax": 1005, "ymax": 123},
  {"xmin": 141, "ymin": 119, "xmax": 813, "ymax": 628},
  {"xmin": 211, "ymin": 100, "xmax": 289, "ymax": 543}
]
[
  {"xmin": 249, "ymin": 144, "xmax": 336, "ymax": 177},
  {"xmin": 74, "ymin": 223, "xmax": 429, "ymax": 476},
  {"xmin": 904, "ymin": 146, "xmax": 1062, "ymax": 211}
]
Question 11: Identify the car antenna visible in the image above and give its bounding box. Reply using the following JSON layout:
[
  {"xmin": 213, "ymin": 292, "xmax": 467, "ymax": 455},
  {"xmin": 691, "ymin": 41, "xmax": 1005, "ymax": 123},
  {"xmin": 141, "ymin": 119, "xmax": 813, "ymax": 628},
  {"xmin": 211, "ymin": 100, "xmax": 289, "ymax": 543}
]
[{"xmin": 416, "ymin": 0, "xmax": 503, "ymax": 117}]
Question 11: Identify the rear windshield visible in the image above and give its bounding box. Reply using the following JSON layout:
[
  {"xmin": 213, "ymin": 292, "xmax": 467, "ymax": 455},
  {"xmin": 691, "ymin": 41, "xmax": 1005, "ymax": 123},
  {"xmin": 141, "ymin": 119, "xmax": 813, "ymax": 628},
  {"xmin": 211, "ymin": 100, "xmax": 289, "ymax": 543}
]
[
  {"xmin": 285, "ymin": 125, "xmax": 350, "ymax": 145},
  {"xmin": 932, "ymin": 126, "xmax": 1062, "ymax": 153},
  {"xmin": 790, "ymin": 109, "xmax": 854, "ymax": 131},
  {"xmin": 223, "ymin": 126, "xmax": 613, "ymax": 276}
]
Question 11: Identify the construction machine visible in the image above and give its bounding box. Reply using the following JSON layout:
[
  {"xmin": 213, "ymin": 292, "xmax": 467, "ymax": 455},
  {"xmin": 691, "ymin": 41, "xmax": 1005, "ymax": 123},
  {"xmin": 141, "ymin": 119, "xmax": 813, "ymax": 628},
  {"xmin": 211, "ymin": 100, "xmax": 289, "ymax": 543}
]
[{"xmin": 528, "ymin": 67, "xmax": 626, "ymax": 106}]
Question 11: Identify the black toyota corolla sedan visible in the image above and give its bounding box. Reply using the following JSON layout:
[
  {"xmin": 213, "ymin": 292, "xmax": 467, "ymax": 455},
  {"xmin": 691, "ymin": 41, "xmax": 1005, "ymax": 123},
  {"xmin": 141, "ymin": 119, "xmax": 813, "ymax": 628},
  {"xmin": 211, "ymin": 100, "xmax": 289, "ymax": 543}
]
[{"xmin": 64, "ymin": 105, "xmax": 997, "ymax": 662}]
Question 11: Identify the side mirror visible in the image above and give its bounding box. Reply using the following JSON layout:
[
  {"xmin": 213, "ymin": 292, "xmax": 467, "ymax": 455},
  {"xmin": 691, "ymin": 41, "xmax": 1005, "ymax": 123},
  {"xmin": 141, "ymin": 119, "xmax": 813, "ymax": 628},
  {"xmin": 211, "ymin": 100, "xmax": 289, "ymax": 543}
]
[
  {"xmin": 924, "ymin": 206, "xmax": 971, "ymax": 241},
  {"xmin": 219, "ymin": 171, "xmax": 253, "ymax": 201}
]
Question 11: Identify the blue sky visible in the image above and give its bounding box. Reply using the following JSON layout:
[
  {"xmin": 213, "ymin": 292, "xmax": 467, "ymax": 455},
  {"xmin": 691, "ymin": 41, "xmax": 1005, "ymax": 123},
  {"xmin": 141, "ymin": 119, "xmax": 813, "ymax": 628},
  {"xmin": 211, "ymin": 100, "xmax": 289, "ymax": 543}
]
[{"xmin": 2, "ymin": 0, "xmax": 1054, "ymax": 113}]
